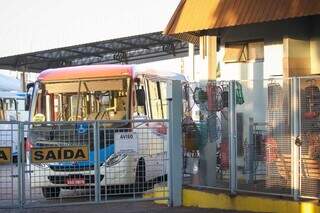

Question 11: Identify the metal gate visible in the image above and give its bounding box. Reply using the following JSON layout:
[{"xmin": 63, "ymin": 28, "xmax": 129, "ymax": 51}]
[
  {"xmin": 0, "ymin": 119, "xmax": 174, "ymax": 208},
  {"xmin": 299, "ymin": 76, "xmax": 320, "ymax": 199},
  {"xmin": 0, "ymin": 122, "xmax": 19, "ymax": 208},
  {"xmin": 0, "ymin": 79, "xmax": 183, "ymax": 209},
  {"xmin": 182, "ymin": 77, "xmax": 320, "ymax": 200}
]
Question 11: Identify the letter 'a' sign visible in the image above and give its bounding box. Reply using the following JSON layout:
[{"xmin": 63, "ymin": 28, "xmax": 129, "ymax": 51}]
[
  {"xmin": 0, "ymin": 147, "xmax": 11, "ymax": 164},
  {"xmin": 31, "ymin": 146, "xmax": 89, "ymax": 163},
  {"xmin": 114, "ymin": 132, "xmax": 138, "ymax": 153}
]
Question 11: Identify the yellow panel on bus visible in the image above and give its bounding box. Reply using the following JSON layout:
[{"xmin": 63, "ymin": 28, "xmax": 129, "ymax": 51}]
[
  {"xmin": 31, "ymin": 146, "xmax": 89, "ymax": 163},
  {"xmin": 0, "ymin": 147, "xmax": 12, "ymax": 164}
]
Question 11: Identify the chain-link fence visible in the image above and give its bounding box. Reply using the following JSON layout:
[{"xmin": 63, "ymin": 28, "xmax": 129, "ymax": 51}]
[
  {"xmin": 0, "ymin": 119, "xmax": 170, "ymax": 208},
  {"xmin": 183, "ymin": 77, "xmax": 320, "ymax": 200}
]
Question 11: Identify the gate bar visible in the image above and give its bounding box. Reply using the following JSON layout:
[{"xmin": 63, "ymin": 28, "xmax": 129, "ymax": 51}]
[
  {"xmin": 291, "ymin": 77, "xmax": 301, "ymax": 200},
  {"xmin": 18, "ymin": 122, "xmax": 25, "ymax": 208},
  {"xmin": 93, "ymin": 121, "xmax": 101, "ymax": 202},
  {"xmin": 167, "ymin": 80, "xmax": 183, "ymax": 207},
  {"xmin": 228, "ymin": 81, "xmax": 237, "ymax": 195}
]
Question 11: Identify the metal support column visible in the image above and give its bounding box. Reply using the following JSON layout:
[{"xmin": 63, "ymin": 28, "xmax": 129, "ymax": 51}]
[
  {"xmin": 291, "ymin": 77, "xmax": 301, "ymax": 200},
  {"xmin": 93, "ymin": 121, "xmax": 101, "ymax": 202},
  {"xmin": 228, "ymin": 81, "xmax": 237, "ymax": 194},
  {"xmin": 207, "ymin": 81, "xmax": 217, "ymax": 186},
  {"xmin": 20, "ymin": 66, "xmax": 27, "ymax": 92},
  {"xmin": 167, "ymin": 80, "xmax": 183, "ymax": 207},
  {"xmin": 188, "ymin": 43, "xmax": 195, "ymax": 81},
  {"xmin": 18, "ymin": 122, "xmax": 25, "ymax": 208},
  {"xmin": 247, "ymin": 117, "xmax": 254, "ymax": 184}
]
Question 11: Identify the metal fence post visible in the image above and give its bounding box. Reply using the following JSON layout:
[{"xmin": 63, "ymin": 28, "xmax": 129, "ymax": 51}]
[
  {"xmin": 93, "ymin": 121, "xmax": 101, "ymax": 203},
  {"xmin": 167, "ymin": 80, "xmax": 183, "ymax": 207},
  {"xmin": 228, "ymin": 81, "xmax": 237, "ymax": 194},
  {"xmin": 291, "ymin": 77, "xmax": 301, "ymax": 200},
  {"xmin": 247, "ymin": 117, "xmax": 254, "ymax": 184},
  {"xmin": 18, "ymin": 122, "xmax": 25, "ymax": 208}
]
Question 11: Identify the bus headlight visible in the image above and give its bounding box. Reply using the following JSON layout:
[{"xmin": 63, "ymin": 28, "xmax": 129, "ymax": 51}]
[{"xmin": 105, "ymin": 153, "xmax": 127, "ymax": 167}]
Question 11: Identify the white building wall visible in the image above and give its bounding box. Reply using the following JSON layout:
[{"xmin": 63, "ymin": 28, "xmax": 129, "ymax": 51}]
[
  {"xmin": 217, "ymin": 42, "xmax": 283, "ymax": 123},
  {"xmin": 213, "ymin": 43, "xmax": 283, "ymax": 158},
  {"xmin": 263, "ymin": 43, "xmax": 284, "ymax": 78}
]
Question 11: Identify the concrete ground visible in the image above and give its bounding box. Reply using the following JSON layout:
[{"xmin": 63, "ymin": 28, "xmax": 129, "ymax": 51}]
[
  {"xmin": 0, "ymin": 165, "xmax": 251, "ymax": 212},
  {"xmin": 1, "ymin": 201, "xmax": 251, "ymax": 213}
]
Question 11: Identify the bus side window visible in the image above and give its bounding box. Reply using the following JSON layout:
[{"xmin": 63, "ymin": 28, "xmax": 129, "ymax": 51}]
[
  {"xmin": 148, "ymin": 80, "xmax": 163, "ymax": 119},
  {"xmin": 3, "ymin": 98, "xmax": 17, "ymax": 111},
  {"xmin": 159, "ymin": 82, "xmax": 168, "ymax": 119},
  {"xmin": 135, "ymin": 84, "xmax": 147, "ymax": 116},
  {"xmin": 0, "ymin": 99, "xmax": 4, "ymax": 120},
  {"xmin": 17, "ymin": 99, "xmax": 26, "ymax": 111}
]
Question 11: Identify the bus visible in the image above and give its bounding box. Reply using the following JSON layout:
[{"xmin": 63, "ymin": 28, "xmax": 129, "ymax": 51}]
[
  {"xmin": 0, "ymin": 91, "xmax": 28, "ymax": 122},
  {"xmin": 0, "ymin": 91, "xmax": 28, "ymax": 161},
  {"xmin": 26, "ymin": 65, "xmax": 186, "ymax": 198}
]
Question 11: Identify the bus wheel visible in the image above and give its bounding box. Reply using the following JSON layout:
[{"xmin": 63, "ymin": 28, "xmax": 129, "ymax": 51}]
[
  {"xmin": 135, "ymin": 158, "xmax": 146, "ymax": 192},
  {"xmin": 42, "ymin": 187, "xmax": 60, "ymax": 198}
]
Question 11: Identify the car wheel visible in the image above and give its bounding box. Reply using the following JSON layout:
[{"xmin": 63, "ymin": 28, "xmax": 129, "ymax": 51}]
[
  {"xmin": 135, "ymin": 158, "xmax": 146, "ymax": 192},
  {"xmin": 42, "ymin": 187, "xmax": 60, "ymax": 198}
]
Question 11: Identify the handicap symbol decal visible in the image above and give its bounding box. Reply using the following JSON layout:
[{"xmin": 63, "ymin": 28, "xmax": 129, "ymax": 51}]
[{"xmin": 76, "ymin": 123, "xmax": 88, "ymax": 134}]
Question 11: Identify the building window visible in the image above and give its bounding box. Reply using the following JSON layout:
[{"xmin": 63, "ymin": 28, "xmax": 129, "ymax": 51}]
[{"xmin": 224, "ymin": 41, "xmax": 264, "ymax": 63}]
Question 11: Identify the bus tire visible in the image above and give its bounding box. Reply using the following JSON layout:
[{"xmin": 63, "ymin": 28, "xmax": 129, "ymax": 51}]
[
  {"xmin": 42, "ymin": 187, "xmax": 60, "ymax": 198},
  {"xmin": 135, "ymin": 158, "xmax": 146, "ymax": 192}
]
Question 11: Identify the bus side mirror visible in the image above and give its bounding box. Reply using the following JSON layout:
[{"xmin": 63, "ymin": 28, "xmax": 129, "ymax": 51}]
[
  {"xmin": 26, "ymin": 82, "xmax": 34, "ymax": 91},
  {"xmin": 25, "ymin": 94, "xmax": 31, "ymax": 111},
  {"xmin": 136, "ymin": 88, "xmax": 145, "ymax": 106},
  {"xmin": 25, "ymin": 83, "xmax": 34, "ymax": 111}
]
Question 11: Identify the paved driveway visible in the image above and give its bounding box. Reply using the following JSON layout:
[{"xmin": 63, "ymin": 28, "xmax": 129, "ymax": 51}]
[{"xmin": 2, "ymin": 201, "xmax": 251, "ymax": 213}]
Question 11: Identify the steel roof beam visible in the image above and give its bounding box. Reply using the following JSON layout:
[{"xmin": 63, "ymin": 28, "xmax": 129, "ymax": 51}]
[
  {"xmin": 0, "ymin": 32, "xmax": 192, "ymax": 72},
  {"xmin": 115, "ymin": 40, "xmax": 150, "ymax": 50},
  {"xmin": 63, "ymin": 48, "xmax": 102, "ymax": 58}
]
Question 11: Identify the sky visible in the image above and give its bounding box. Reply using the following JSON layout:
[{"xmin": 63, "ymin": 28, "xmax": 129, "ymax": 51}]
[
  {"xmin": 0, "ymin": 0, "xmax": 183, "ymax": 81},
  {"xmin": 0, "ymin": 0, "xmax": 180, "ymax": 57}
]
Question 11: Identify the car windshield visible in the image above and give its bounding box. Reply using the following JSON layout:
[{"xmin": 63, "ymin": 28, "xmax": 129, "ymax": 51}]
[{"xmin": 33, "ymin": 78, "xmax": 130, "ymax": 121}]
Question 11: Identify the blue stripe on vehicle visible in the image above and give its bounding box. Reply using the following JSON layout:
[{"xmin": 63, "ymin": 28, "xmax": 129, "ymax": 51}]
[{"xmin": 49, "ymin": 144, "xmax": 114, "ymax": 169}]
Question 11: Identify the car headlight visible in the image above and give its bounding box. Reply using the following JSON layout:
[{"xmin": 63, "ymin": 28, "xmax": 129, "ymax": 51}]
[{"xmin": 105, "ymin": 153, "xmax": 127, "ymax": 167}]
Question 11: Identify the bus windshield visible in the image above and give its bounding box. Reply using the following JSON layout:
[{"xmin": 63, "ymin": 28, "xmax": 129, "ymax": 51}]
[{"xmin": 33, "ymin": 78, "xmax": 130, "ymax": 121}]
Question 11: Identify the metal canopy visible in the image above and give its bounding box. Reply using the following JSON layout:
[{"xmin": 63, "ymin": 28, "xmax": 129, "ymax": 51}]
[{"xmin": 0, "ymin": 32, "xmax": 195, "ymax": 73}]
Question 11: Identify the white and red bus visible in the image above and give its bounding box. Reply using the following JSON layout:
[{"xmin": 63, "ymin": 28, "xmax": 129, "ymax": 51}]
[{"xmin": 26, "ymin": 65, "xmax": 185, "ymax": 198}]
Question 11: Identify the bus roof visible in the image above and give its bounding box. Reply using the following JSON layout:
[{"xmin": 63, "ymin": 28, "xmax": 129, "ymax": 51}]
[
  {"xmin": 0, "ymin": 73, "xmax": 21, "ymax": 91},
  {"xmin": 37, "ymin": 64, "xmax": 186, "ymax": 82},
  {"xmin": 135, "ymin": 69, "xmax": 186, "ymax": 81},
  {"xmin": 38, "ymin": 65, "xmax": 134, "ymax": 81}
]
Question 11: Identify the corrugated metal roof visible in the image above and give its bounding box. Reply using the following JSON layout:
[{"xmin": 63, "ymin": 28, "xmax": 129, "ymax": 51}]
[{"xmin": 164, "ymin": 0, "xmax": 320, "ymax": 35}]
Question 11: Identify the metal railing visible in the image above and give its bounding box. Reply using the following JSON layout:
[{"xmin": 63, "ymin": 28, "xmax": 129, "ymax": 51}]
[
  {"xmin": 183, "ymin": 77, "xmax": 320, "ymax": 200},
  {"xmin": 0, "ymin": 79, "xmax": 184, "ymax": 209},
  {"xmin": 0, "ymin": 119, "xmax": 172, "ymax": 208},
  {"xmin": 0, "ymin": 122, "xmax": 19, "ymax": 208}
]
